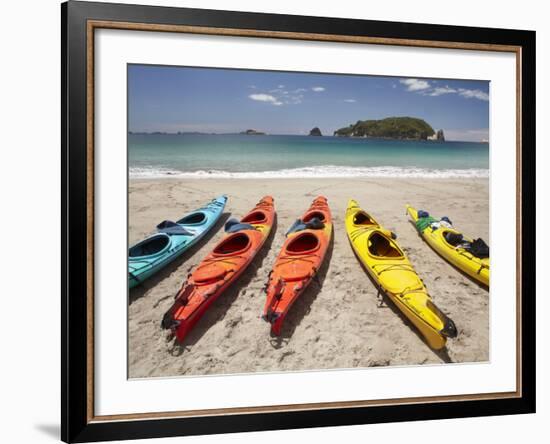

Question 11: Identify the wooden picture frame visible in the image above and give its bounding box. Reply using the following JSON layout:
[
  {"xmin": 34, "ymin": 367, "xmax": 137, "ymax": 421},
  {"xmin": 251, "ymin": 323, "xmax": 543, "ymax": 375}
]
[{"xmin": 62, "ymin": 1, "xmax": 535, "ymax": 442}]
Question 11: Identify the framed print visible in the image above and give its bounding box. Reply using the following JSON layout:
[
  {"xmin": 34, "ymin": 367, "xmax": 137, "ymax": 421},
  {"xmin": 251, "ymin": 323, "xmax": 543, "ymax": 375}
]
[{"xmin": 61, "ymin": 1, "xmax": 536, "ymax": 442}]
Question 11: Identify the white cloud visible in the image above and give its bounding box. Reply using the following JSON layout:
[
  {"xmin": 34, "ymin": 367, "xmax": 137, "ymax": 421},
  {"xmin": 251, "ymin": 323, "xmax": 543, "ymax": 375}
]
[
  {"xmin": 286, "ymin": 95, "xmax": 303, "ymax": 105},
  {"xmin": 343, "ymin": 99, "xmax": 357, "ymax": 103},
  {"xmin": 248, "ymin": 85, "xmax": 257, "ymax": 89},
  {"xmin": 278, "ymin": 84, "xmax": 285, "ymax": 88},
  {"xmin": 311, "ymin": 86, "xmax": 325, "ymax": 92},
  {"xmin": 426, "ymin": 86, "xmax": 457, "ymax": 96},
  {"xmin": 400, "ymin": 79, "xmax": 489, "ymax": 102},
  {"xmin": 458, "ymin": 88, "xmax": 489, "ymax": 101},
  {"xmin": 400, "ymin": 78, "xmax": 431, "ymax": 91},
  {"xmin": 249, "ymin": 85, "xmax": 308, "ymax": 106},
  {"xmin": 249, "ymin": 93, "xmax": 282, "ymax": 106}
]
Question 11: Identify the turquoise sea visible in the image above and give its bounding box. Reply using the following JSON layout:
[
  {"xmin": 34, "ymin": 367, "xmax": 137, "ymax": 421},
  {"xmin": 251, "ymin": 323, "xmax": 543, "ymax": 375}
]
[{"xmin": 128, "ymin": 134, "xmax": 489, "ymax": 179}]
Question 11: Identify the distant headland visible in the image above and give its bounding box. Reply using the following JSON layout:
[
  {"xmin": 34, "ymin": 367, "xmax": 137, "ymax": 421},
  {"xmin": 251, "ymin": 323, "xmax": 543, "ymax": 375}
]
[
  {"xmin": 128, "ymin": 129, "xmax": 268, "ymax": 136},
  {"xmin": 240, "ymin": 129, "xmax": 266, "ymax": 135},
  {"xmin": 334, "ymin": 116, "xmax": 444, "ymax": 141}
]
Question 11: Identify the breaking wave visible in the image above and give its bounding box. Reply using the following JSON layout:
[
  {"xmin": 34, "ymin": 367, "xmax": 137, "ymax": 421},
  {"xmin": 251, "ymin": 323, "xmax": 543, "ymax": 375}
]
[{"xmin": 129, "ymin": 165, "xmax": 489, "ymax": 179}]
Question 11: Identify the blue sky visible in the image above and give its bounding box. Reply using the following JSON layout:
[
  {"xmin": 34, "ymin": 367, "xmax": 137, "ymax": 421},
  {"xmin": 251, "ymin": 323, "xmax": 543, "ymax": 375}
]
[{"xmin": 128, "ymin": 65, "xmax": 489, "ymax": 142}]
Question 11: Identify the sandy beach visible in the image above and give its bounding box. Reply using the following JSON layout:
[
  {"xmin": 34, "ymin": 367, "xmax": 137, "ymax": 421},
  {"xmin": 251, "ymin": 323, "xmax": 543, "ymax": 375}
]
[{"xmin": 128, "ymin": 177, "xmax": 489, "ymax": 378}]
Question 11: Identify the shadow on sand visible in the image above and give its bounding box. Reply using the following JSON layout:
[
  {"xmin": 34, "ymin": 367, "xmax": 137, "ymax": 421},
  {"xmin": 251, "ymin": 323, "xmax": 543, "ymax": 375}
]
[
  {"xmin": 168, "ymin": 215, "xmax": 278, "ymax": 356},
  {"xmin": 351, "ymin": 244, "xmax": 454, "ymax": 364},
  {"xmin": 129, "ymin": 212, "xmax": 231, "ymax": 305},
  {"xmin": 268, "ymin": 230, "xmax": 335, "ymax": 349}
]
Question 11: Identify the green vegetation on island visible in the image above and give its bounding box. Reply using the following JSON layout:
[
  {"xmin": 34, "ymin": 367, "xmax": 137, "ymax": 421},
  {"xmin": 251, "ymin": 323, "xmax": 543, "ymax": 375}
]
[{"xmin": 333, "ymin": 117, "xmax": 436, "ymax": 140}]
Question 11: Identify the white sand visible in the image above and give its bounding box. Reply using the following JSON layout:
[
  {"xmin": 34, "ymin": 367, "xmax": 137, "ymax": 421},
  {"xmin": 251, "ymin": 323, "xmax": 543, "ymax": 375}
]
[{"xmin": 128, "ymin": 178, "xmax": 489, "ymax": 378}]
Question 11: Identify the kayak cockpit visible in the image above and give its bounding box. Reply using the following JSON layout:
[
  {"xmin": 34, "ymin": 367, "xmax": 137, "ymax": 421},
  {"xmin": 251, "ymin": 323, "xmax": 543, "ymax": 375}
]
[
  {"xmin": 177, "ymin": 211, "xmax": 207, "ymax": 225},
  {"xmin": 129, "ymin": 234, "xmax": 170, "ymax": 258},
  {"xmin": 241, "ymin": 211, "xmax": 267, "ymax": 224},
  {"xmin": 353, "ymin": 211, "xmax": 377, "ymax": 227},
  {"xmin": 213, "ymin": 233, "xmax": 251, "ymax": 256},
  {"xmin": 303, "ymin": 211, "xmax": 326, "ymax": 223},
  {"xmin": 286, "ymin": 232, "xmax": 320, "ymax": 255},
  {"xmin": 367, "ymin": 232, "xmax": 403, "ymax": 258}
]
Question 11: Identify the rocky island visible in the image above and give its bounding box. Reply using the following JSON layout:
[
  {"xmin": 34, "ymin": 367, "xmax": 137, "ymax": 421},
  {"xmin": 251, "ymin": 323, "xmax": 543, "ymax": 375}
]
[
  {"xmin": 309, "ymin": 127, "xmax": 322, "ymax": 136},
  {"xmin": 333, "ymin": 116, "xmax": 436, "ymax": 140},
  {"xmin": 240, "ymin": 129, "xmax": 266, "ymax": 135},
  {"xmin": 428, "ymin": 129, "xmax": 445, "ymax": 141}
]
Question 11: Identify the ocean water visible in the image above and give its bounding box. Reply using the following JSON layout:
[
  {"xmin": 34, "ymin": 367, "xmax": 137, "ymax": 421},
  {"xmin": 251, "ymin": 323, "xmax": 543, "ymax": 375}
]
[{"xmin": 128, "ymin": 134, "xmax": 489, "ymax": 179}]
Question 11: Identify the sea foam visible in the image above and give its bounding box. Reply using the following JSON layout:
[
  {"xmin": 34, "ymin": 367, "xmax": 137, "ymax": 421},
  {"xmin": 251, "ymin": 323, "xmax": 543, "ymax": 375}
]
[{"xmin": 129, "ymin": 165, "xmax": 489, "ymax": 179}]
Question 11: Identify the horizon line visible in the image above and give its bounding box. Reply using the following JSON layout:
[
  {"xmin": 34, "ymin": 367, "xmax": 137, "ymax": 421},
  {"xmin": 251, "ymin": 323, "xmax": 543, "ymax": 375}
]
[{"xmin": 128, "ymin": 130, "xmax": 489, "ymax": 143}]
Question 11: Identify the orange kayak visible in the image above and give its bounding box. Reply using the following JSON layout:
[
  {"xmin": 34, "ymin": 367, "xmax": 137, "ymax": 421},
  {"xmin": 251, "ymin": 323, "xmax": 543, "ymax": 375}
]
[
  {"xmin": 263, "ymin": 196, "xmax": 332, "ymax": 335},
  {"xmin": 162, "ymin": 196, "xmax": 275, "ymax": 342}
]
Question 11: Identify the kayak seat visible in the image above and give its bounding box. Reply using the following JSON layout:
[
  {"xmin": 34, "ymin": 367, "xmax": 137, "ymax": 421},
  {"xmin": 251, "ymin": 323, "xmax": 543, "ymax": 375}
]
[
  {"xmin": 368, "ymin": 232, "xmax": 403, "ymax": 258},
  {"xmin": 241, "ymin": 211, "xmax": 267, "ymax": 224},
  {"xmin": 213, "ymin": 233, "xmax": 251, "ymax": 256},
  {"xmin": 286, "ymin": 232, "xmax": 320, "ymax": 255},
  {"xmin": 177, "ymin": 212, "xmax": 207, "ymax": 225},
  {"xmin": 129, "ymin": 234, "xmax": 170, "ymax": 257}
]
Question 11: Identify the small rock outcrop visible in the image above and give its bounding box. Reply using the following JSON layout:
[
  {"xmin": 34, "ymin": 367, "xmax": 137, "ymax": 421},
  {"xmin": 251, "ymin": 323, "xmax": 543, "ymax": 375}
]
[
  {"xmin": 309, "ymin": 127, "xmax": 323, "ymax": 136},
  {"xmin": 240, "ymin": 129, "xmax": 266, "ymax": 135},
  {"xmin": 436, "ymin": 129, "xmax": 445, "ymax": 141}
]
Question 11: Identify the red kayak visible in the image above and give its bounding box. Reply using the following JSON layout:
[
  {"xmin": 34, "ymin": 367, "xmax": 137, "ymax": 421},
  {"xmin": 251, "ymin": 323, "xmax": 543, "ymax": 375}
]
[
  {"xmin": 262, "ymin": 196, "xmax": 332, "ymax": 335},
  {"xmin": 162, "ymin": 196, "xmax": 276, "ymax": 342}
]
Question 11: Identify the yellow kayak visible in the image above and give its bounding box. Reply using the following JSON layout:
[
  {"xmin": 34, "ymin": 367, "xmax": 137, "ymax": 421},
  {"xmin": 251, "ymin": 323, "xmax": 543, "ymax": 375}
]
[
  {"xmin": 345, "ymin": 200, "xmax": 457, "ymax": 350},
  {"xmin": 406, "ymin": 205, "xmax": 489, "ymax": 287}
]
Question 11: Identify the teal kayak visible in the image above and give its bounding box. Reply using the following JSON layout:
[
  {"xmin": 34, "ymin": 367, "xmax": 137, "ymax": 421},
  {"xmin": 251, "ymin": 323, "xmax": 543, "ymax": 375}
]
[{"xmin": 128, "ymin": 195, "xmax": 227, "ymax": 288}]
